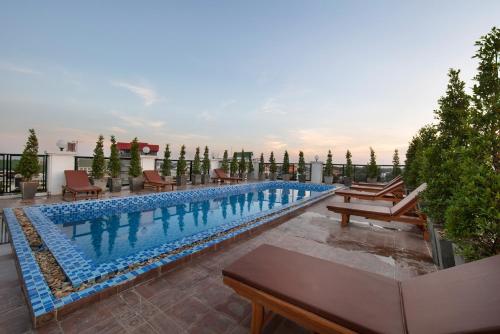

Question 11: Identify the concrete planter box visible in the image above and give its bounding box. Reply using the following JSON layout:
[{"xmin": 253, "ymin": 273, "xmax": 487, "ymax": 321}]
[
  {"xmin": 129, "ymin": 176, "xmax": 144, "ymax": 192},
  {"xmin": 92, "ymin": 178, "xmax": 108, "ymax": 192},
  {"xmin": 343, "ymin": 176, "xmax": 352, "ymax": 187},
  {"xmin": 201, "ymin": 174, "xmax": 211, "ymax": 184},
  {"xmin": 324, "ymin": 175, "xmax": 334, "ymax": 184},
  {"xmin": 176, "ymin": 175, "xmax": 187, "ymax": 186},
  {"xmin": 21, "ymin": 181, "xmax": 38, "ymax": 200},
  {"xmin": 282, "ymin": 174, "xmax": 290, "ymax": 181},
  {"xmin": 298, "ymin": 175, "xmax": 306, "ymax": 183},
  {"xmin": 162, "ymin": 176, "xmax": 174, "ymax": 183},
  {"xmin": 110, "ymin": 178, "xmax": 122, "ymax": 192},
  {"xmin": 269, "ymin": 173, "xmax": 277, "ymax": 181},
  {"xmin": 192, "ymin": 174, "xmax": 202, "ymax": 185},
  {"xmin": 258, "ymin": 173, "xmax": 266, "ymax": 181},
  {"xmin": 247, "ymin": 172, "xmax": 256, "ymax": 181},
  {"xmin": 429, "ymin": 220, "xmax": 456, "ymax": 269}
]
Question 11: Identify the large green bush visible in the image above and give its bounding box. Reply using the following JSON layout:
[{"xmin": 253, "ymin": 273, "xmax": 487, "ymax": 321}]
[
  {"xmin": 108, "ymin": 135, "xmax": 121, "ymax": 178},
  {"xmin": 161, "ymin": 144, "xmax": 172, "ymax": 176},
  {"xmin": 192, "ymin": 147, "xmax": 201, "ymax": 174},
  {"xmin": 176, "ymin": 145, "xmax": 187, "ymax": 176},
  {"xmin": 91, "ymin": 135, "xmax": 106, "ymax": 179},
  {"xmin": 128, "ymin": 137, "xmax": 142, "ymax": 177},
  {"xmin": 17, "ymin": 129, "xmax": 40, "ymax": 181}
]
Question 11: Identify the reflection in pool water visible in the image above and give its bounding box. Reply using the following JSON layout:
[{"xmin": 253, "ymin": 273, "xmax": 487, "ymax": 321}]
[{"xmin": 57, "ymin": 188, "xmax": 311, "ymax": 264}]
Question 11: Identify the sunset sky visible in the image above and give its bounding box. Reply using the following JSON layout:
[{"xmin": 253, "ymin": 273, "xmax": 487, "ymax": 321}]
[{"xmin": 1, "ymin": 1, "xmax": 498, "ymax": 163}]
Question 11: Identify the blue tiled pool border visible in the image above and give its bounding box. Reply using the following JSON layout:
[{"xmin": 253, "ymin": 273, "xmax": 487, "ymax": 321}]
[{"xmin": 3, "ymin": 181, "xmax": 337, "ymax": 327}]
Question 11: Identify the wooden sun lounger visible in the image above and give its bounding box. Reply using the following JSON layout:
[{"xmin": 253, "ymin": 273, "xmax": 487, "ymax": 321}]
[
  {"xmin": 212, "ymin": 168, "xmax": 242, "ymax": 183},
  {"xmin": 223, "ymin": 244, "xmax": 500, "ymax": 334},
  {"xmin": 63, "ymin": 170, "xmax": 102, "ymax": 201},
  {"xmin": 143, "ymin": 170, "xmax": 175, "ymax": 191},
  {"xmin": 350, "ymin": 175, "xmax": 403, "ymax": 192},
  {"xmin": 328, "ymin": 183, "xmax": 428, "ymax": 239},
  {"xmin": 335, "ymin": 180, "xmax": 405, "ymax": 203}
]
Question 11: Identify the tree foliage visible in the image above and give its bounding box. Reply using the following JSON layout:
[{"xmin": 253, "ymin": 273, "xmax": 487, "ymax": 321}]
[
  {"xmin": 345, "ymin": 150, "xmax": 352, "ymax": 178},
  {"xmin": 366, "ymin": 147, "xmax": 378, "ymax": 179},
  {"xmin": 259, "ymin": 153, "xmax": 265, "ymax": 175},
  {"xmin": 269, "ymin": 152, "xmax": 277, "ymax": 174},
  {"xmin": 91, "ymin": 135, "xmax": 106, "ymax": 179},
  {"xmin": 192, "ymin": 147, "xmax": 201, "ymax": 174},
  {"xmin": 403, "ymin": 125, "xmax": 436, "ymax": 189},
  {"xmin": 230, "ymin": 152, "xmax": 238, "ymax": 176},
  {"xmin": 17, "ymin": 129, "xmax": 40, "ymax": 181},
  {"xmin": 392, "ymin": 149, "xmax": 402, "ymax": 177},
  {"xmin": 108, "ymin": 135, "xmax": 121, "ymax": 178},
  {"xmin": 176, "ymin": 145, "xmax": 187, "ymax": 176},
  {"xmin": 128, "ymin": 137, "xmax": 142, "ymax": 177},
  {"xmin": 297, "ymin": 151, "xmax": 306, "ymax": 175},
  {"xmin": 239, "ymin": 149, "xmax": 246, "ymax": 176},
  {"xmin": 324, "ymin": 150, "xmax": 333, "ymax": 177},
  {"xmin": 202, "ymin": 146, "xmax": 210, "ymax": 175},
  {"xmin": 282, "ymin": 151, "xmax": 290, "ymax": 174},
  {"xmin": 221, "ymin": 150, "xmax": 229, "ymax": 173}
]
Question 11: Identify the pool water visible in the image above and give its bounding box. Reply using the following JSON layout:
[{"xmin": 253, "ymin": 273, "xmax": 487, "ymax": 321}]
[{"xmin": 56, "ymin": 187, "xmax": 317, "ymax": 264}]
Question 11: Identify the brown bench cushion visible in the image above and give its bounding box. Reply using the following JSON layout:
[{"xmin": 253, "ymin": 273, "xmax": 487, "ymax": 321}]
[
  {"xmin": 223, "ymin": 244, "xmax": 405, "ymax": 334},
  {"xmin": 328, "ymin": 202, "xmax": 392, "ymax": 216},
  {"xmin": 402, "ymin": 254, "xmax": 500, "ymax": 334}
]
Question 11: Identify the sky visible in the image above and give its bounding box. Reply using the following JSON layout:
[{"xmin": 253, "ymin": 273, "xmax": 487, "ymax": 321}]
[{"xmin": 0, "ymin": 1, "xmax": 498, "ymax": 164}]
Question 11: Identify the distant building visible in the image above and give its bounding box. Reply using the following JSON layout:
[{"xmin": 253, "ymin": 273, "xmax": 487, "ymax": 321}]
[{"xmin": 117, "ymin": 142, "xmax": 159, "ymax": 157}]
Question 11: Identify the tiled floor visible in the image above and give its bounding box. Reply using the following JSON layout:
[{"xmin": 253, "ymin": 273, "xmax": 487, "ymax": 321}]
[{"xmin": 0, "ymin": 188, "xmax": 436, "ymax": 334}]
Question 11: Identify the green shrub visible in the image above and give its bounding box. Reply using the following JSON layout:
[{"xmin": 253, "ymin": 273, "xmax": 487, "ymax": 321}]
[
  {"xmin": 221, "ymin": 150, "xmax": 229, "ymax": 173},
  {"xmin": 282, "ymin": 151, "xmax": 290, "ymax": 174},
  {"xmin": 108, "ymin": 135, "xmax": 121, "ymax": 178},
  {"xmin": 258, "ymin": 153, "xmax": 265, "ymax": 175},
  {"xmin": 161, "ymin": 144, "xmax": 172, "ymax": 176},
  {"xmin": 366, "ymin": 147, "xmax": 378, "ymax": 179},
  {"xmin": 269, "ymin": 152, "xmax": 277, "ymax": 174},
  {"xmin": 230, "ymin": 152, "xmax": 238, "ymax": 175},
  {"xmin": 202, "ymin": 146, "xmax": 210, "ymax": 175},
  {"xmin": 192, "ymin": 147, "xmax": 201, "ymax": 174},
  {"xmin": 403, "ymin": 125, "xmax": 436, "ymax": 189},
  {"xmin": 345, "ymin": 150, "xmax": 352, "ymax": 178},
  {"xmin": 392, "ymin": 149, "xmax": 402, "ymax": 177},
  {"xmin": 17, "ymin": 129, "xmax": 40, "ymax": 181},
  {"xmin": 91, "ymin": 135, "xmax": 106, "ymax": 179},
  {"xmin": 176, "ymin": 145, "xmax": 187, "ymax": 176},
  {"xmin": 239, "ymin": 149, "xmax": 246, "ymax": 176},
  {"xmin": 297, "ymin": 151, "xmax": 305, "ymax": 176},
  {"xmin": 128, "ymin": 137, "xmax": 142, "ymax": 177},
  {"xmin": 324, "ymin": 150, "xmax": 333, "ymax": 177},
  {"xmin": 247, "ymin": 157, "xmax": 254, "ymax": 174}
]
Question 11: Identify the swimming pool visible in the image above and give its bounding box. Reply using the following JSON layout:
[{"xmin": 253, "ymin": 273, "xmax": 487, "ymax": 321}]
[{"xmin": 4, "ymin": 181, "xmax": 336, "ymax": 324}]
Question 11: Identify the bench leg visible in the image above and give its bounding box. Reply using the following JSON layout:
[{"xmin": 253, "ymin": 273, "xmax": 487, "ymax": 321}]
[
  {"xmin": 343, "ymin": 196, "xmax": 350, "ymax": 203},
  {"xmin": 341, "ymin": 213, "xmax": 350, "ymax": 227},
  {"xmin": 251, "ymin": 302, "xmax": 264, "ymax": 334}
]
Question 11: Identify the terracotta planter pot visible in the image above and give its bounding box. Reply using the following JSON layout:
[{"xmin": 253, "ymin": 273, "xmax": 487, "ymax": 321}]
[{"xmin": 21, "ymin": 181, "xmax": 38, "ymax": 200}]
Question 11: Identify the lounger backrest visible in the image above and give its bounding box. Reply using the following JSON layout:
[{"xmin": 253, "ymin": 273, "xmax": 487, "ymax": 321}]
[
  {"xmin": 391, "ymin": 183, "xmax": 427, "ymax": 216},
  {"xmin": 385, "ymin": 175, "xmax": 402, "ymax": 188},
  {"xmin": 143, "ymin": 170, "xmax": 162, "ymax": 183},
  {"xmin": 65, "ymin": 170, "xmax": 91, "ymax": 188},
  {"xmin": 214, "ymin": 168, "xmax": 228, "ymax": 178},
  {"xmin": 374, "ymin": 180, "xmax": 404, "ymax": 196}
]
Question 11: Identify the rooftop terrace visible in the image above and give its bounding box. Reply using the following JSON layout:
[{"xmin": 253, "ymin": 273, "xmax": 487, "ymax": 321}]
[{"xmin": 0, "ymin": 185, "xmax": 435, "ymax": 333}]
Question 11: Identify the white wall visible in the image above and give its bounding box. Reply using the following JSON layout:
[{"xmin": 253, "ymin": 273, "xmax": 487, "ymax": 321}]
[
  {"xmin": 310, "ymin": 161, "xmax": 324, "ymax": 184},
  {"xmin": 46, "ymin": 152, "xmax": 76, "ymax": 195}
]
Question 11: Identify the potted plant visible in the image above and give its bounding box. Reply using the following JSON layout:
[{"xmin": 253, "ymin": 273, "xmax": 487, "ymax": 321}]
[
  {"xmin": 281, "ymin": 151, "xmax": 290, "ymax": 181},
  {"xmin": 201, "ymin": 146, "xmax": 211, "ymax": 184},
  {"xmin": 128, "ymin": 137, "xmax": 143, "ymax": 191},
  {"xmin": 91, "ymin": 135, "xmax": 107, "ymax": 191},
  {"xmin": 247, "ymin": 157, "xmax": 255, "ymax": 180},
  {"xmin": 192, "ymin": 147, "xmax": 202, "ymax": 185},
  {"xmin": 108, "ymin": 135, "xmax": 122, "ymax": 192},
  {"xmin": 324, "ymin": 150, "xmax": 334, "ymax": 184},
  {"xmin": 238, "ymin": 149, "xmax": 246, "ymax": 179},
  {"xmin": 230, "ymin": 152, "xmax": 238, "ymax": 177},
  {"xmin": 344, "ymin": 150, "xmax": 353, "ymax": 186},
  {"xmin": 221, "ymin": 150, "xmax": 229, "ymax": 174},
  {"xmin": 269, "ymin": 152, "xmax": 277, "ymax": 180},
  {"xmin": 17, "ymin": 129, "xmax": 40, "ymax": 199},
  {"xmin": 176, "ymin": 145, "xmax": 187, "ymax": 186},
  {"xmin": 258, "ymin": 153, "xmax": 265, "ymax": 180},
  {"xmin": 392, "ymin": 149, "xmax": 402, "ymax": 178},
  {"xmin": 366, "ymin": 147, "xmax": 379, "ymax": 183},
  {"xmin": 297, "ymin": 151, "xmax": 306, "ymax": 183},
  {"xmin": 161, "ymin": 144, "xmax": 173, "ymax": 183}
]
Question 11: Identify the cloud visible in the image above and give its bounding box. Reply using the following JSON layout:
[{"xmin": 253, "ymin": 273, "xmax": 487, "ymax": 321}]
[
  {"xmin": 260, "ymin": 98, "xmax": 287, "ymax": 115},
  {"xmin": 111, "ymin": 81, "xmax": 160, "ymax": 106},
  {"xmin": 198, "ymin": 111, "xmax": 214, "ymax": 121},
  {"xmin": 110, "ymin": 110, "xmax": 165, "ymax": 128},
  {"xmin": 110, "ymin": 126, "xmax": 127, "ymax": 134},
  {"xmin": 0, "ymin": 62, "xmax": 42, "ymax": 75}
]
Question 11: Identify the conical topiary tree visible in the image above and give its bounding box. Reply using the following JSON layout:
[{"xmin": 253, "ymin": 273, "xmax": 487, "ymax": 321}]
[
  {"xmin": 239, "ymin": 149, "xmax": 246, "ymax": 177},
  {"xmin": 392, "ymin": 149, "xmax": 402, "ymax": 178},
  {"xmin": 282, "ymin": 151, "xmax": 290, "ymax": 175},
  {"xmin": 345, "ymin": 150, "xmax": 353, "ymax": 178},
  {"xmin": 366, "ymin": 147, "xmax": 378, "ymax": 180},
  {"xmin": 202, "ymin": 146, "xmax": 210, "ymax": 175},
  {"xmin": 129, "ymin": 137, "xmax": 142, "ymax": 177},
  {"xmin": 247, "ymin": 156, "xmax": 254, "ymax": 175},
  {"xmin": 258, "ymin": 153, "xmax": 265, "ymax": 176},
  {"xmin": 230, "ymin": 152, "xmax": 238, "ymax": 176},
  {"xmin": 177, "ymin": 145, "xmax": 187, "ymax": 176},
  {"xmin": 108, "ymin": 135, "xmax": 121, "ymax": 178},
  {"xmin": 269, "ymin": 152, "xmax": 277, "ymax": 174},
  {"xmin": 193, "ymin": 147, "xmax": 201, "ymax": 174},
  {"xmin": 91, "ymin": 135, "xmax": 106, "ymax": 179},
  {"xmin": 297, "ymin": 151, "xmax": 305, "ymax": 180},
  {"xmin": 161, "ymin": 144, "xmax": 172, "ymax": 177},
  {"xmin": 221, "ymin": 150, "xmax": 229, "ymax": 173},
  {"xmin": 324, "ymin": 150, "xmax": 333, "ymax": 177},
  {"xmin": 17, "ymin": 129, "xmax": 40, "ymax": 181}
]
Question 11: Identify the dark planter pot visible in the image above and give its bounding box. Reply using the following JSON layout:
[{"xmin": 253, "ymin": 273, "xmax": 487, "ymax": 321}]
[
  {"xmin": 429, "ymin": 221, "xmax": 456, "ymax": 269},
  {"xmin": 269, "ymin": 173, "xmax": 277, "ymax": 181},
  {"xmin": 201, "ymin": 174, "xmax": 211, "ymax": 184},
  {"xmin": 176, "ymin": 175, "xmax": 187, "ymax": 186},
  {"xmin": 192, "ymin": 174, "xmax": 202, "ymax": 185},
  {"xmin": 343, "ymin": 177, "xmax": 352, "ymax": 187},
  {"xmin": 129, "ymin": 176, "xmax": 144, "ymax": 192},
  {"xmin": 367, "ymin": 177, "xmax": 377, "ymax": 183},
  {"xmin": 21, "ymin": 181, "xmax": 38, "ymax": 200},
  {"xmin": 298, "ymin": 175, "xmax": 306, "ymax": 183},
  {"xmin": 110, "ymin": 178, "xmax": 122, "ymax": 192},
  {"xmin": 258, "ymin": 174, "xmax": 266, "ymax": 181},
  {"xmin": 324, "ymin": 175, "xmax": 334, "ymax": 184},
  {"xmin": 282, "ymin": 174, "xmax": 290, "ymax": 181}
]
